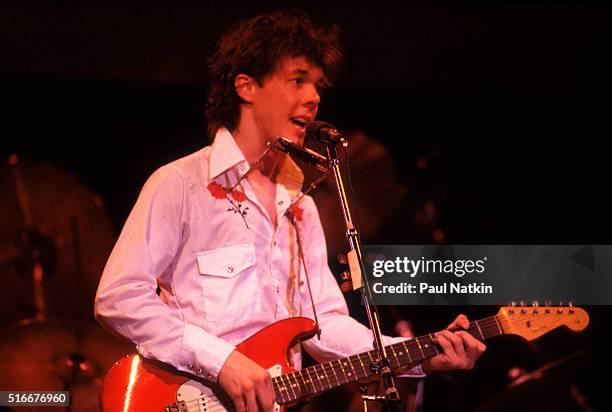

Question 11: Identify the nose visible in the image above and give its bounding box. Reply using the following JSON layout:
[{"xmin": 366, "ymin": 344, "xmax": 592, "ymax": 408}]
[{"xmin": 304, "ymin": 84, "xmax": 320, "ymax": 110}]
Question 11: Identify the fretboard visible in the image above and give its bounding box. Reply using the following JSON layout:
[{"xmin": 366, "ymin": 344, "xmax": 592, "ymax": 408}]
[{"xmin": 272, "ymin": 315, "xmax": 504, "ymax": 404}]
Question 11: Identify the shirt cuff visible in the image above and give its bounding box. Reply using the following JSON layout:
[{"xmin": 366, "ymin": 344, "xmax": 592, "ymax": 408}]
[
  {"xmin": 177, "ymin": 322, "xmax": 236, "ymax": 382},
  {"xmin": 396, "ymin": 363, "xmax": 426, "ymax": 378}
]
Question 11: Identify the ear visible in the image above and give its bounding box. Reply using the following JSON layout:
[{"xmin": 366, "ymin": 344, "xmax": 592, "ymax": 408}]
[{"xmin": 235, "ymin": 74, "xmax": 258, "ymax": 103}]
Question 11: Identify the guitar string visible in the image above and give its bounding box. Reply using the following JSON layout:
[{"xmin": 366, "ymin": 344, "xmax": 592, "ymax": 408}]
[
  {"xmin": 270, "ymin": 314, "xmax": 573, "ymax": 402},
  {"xmin": 271, "ymin": 313, "xmax": 574, "ymax": 401},
  {"xmin": 288, "ymin": 313, "xmax": 574, "ymax": 401},
  {"xmin": 178, "ymin": 312, "xmax": 578, "ymax": 406}
]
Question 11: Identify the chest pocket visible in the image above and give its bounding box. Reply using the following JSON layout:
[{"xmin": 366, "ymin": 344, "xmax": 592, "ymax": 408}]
[{"xmin": 196, "ymin": 243, "xmax": 259, "ymax": 323}]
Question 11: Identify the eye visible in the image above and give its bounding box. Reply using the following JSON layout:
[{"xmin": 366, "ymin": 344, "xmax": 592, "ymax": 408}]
[{"xmin": 292, "ymin": 77, "xmax": 304, "ymax": 85}]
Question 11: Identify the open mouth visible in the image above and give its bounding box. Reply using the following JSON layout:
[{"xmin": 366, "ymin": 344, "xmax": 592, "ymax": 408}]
[{"xmin": 290, "ymin": 117, "xmax": 308, "ymax": 128}]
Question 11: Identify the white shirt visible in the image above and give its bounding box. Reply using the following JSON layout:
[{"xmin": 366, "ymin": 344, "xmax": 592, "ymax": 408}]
[{"xmin": 94, "ymin": 128, "xmax": 423, "ymax": 382}]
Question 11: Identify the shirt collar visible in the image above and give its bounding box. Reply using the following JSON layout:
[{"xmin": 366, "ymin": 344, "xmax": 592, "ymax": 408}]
[
  {"xmin": 209, "ymin": 128, "xmax": 248, "ymax": 180},
  {"xmin": 209, "ymin": 128, "xmax": 304, "ymax": 199}
]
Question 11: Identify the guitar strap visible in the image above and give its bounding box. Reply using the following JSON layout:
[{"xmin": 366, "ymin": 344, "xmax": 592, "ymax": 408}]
[{"xmin": 287, "ymin": 205, "xmax": 322, "ymax": 340}]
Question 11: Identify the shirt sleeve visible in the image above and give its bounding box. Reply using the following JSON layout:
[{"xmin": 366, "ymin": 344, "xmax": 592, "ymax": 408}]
[
  {"xmin": 298, "ymin": 197, "xmax": 425, "ymax": 378},
  {"xmin": 94, "ymin": 164, "xmax": 235, "ymax": 382}
]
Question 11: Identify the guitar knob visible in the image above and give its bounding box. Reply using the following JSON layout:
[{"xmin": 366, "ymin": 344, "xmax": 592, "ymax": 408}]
[
  {"xmin": 340, "ymin": 270, "xmax": 353, "ymax": 292},
  {"xmin": 337, "ymin": 254, "xmax": 348, "ymax": 265}
]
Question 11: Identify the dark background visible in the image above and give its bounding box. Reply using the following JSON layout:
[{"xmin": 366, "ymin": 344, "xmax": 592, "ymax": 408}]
[{"xmin": 1, "ymin": 1, "xmax": 610, "ymax": 411}]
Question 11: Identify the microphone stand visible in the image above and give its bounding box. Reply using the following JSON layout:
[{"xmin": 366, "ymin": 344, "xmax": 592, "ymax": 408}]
[{"xmin": 323, "ymin": 139, "xmax": 402, "ymax": 408}]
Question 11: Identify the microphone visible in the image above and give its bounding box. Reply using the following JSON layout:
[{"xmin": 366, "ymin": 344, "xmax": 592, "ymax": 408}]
[
  {"xmin": 306, "ymin": 121, "xmax": 346, "ymax": 145},
  {"xmin": 274, "ymin": 137, "xmax": 329, "ymax": 172}
]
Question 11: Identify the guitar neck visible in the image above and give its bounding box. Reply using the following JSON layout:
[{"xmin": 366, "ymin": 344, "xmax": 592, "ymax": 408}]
[{"xmin": 273, "ymin": 315, "xmax": 504, "ymax": 404}]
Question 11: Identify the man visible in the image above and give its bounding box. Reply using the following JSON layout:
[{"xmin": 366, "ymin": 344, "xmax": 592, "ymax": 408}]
[{"xmin": 95, "ymin": 11, "xmax": 485, "ymax": 412}]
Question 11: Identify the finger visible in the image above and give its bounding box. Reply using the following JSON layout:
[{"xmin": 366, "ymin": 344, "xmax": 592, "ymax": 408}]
[
  {"xmin": 256, "ymin": 376, "xmax": 276, "ymax": 412},
  {"xmin": 447, "ymin": 314, "xmax": 469, "ymax": 330},
  {"xmin": 458, "ymin": 332, "xmax": 487, "ymax": 360},
  {"xmin": 440, "ymin": 330, "xmax": 466, "ymax": 365},
  {"xmin": 433, "ymin": 332, "xmax": 454, "ymax": 367},
  {"xmin": 457, "ymin": 331, "xmax": 486, "ymax": 353},
  {"xmin": 231, "ymin": 393, "xmax": 246, "ymax": 412},
  {"xmin": 245, "ymin": 387, "xmax": 258, "ymax": 412}
]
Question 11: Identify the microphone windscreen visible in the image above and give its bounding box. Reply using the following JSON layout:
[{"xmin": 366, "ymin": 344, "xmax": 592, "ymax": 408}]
[{"xmin": 306, "ymin": 120, "xmax": 336, "ymax": 142}]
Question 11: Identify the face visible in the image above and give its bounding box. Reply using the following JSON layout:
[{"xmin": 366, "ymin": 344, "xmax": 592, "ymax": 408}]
[{"xmin": 250, "ymin": 56, "xmax": 324, "ymax": 145}]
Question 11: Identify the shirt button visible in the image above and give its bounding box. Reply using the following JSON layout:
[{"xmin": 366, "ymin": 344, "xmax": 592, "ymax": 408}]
[
  {"xmin": 187, "ymin": 363, "xmax": 194, "ymax": 370},
  {"xmin": 226, "ymin": 265, "xmax": 234, "ymax": 273}
]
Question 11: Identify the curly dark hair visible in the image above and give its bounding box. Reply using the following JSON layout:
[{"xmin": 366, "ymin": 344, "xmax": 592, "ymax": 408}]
[{"xmin": 205, "ymin": 10, "xmax": 342, "ymax": 138}]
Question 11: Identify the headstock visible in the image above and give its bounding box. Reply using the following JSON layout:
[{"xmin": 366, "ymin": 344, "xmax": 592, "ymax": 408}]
[{"xmin": 496, "ymin": 302, "xmax": 589, "ymax": 341}]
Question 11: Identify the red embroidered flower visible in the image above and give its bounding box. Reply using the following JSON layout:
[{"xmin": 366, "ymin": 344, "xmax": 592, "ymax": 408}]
[
  {"xmin": 231, "ymin": 188, "xmax": 246, "ymax": 202},
  {"xmin": 289, "ymin": 205, "xmax": 304, "ymax": 221},
  {"xmin": 207, "ymin": 181, "xmax": 228, "ymax": 199}
]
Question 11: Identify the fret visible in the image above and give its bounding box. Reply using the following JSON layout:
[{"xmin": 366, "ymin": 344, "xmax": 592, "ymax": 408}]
[
  {"xmin": 292, "ymin": 371, "xmax": 305, "ymax": 399},
  {"xmin": 274, "ymin": 376, "xmax": 288, "ymax": 404},
  {"xmin": 329, "ymin": 360, "xmax": 341, "ymax": 386},
  {"xmin": 357, "ymin": 353, "xmax": 369, "ymax": 378},
  {"xmin": 415, "ymin": 336, "xmax": 426, "ymax": 359},
  {"xmin": 283, "ymin": 373, "xmax": 298, "ymax": 401},
  {"xmin": 474, "ymin": 321, "xmax": 484, "ymax": 340},
  {"xmin": 316, "ymin": 363, "xmax": 332, "ymax": 390},
  {"xmin": 304, "ymin": 366, "xmax": 318, "ymax": 393},
  {"xmin": 347, "ymin": 355, "xmax": 359, "ymax": 380},
  {"xmin": 393, "ymin": 342, "xmax": 408, "ymax": 366},
  {"xmin": 297, "ymin": 369, "xmax": 311, "ymax": 396},
  {"xmin": 493, "ymin": 316, "xmax": 503, "ymax": 336},
  {"xmin": 388, "ymin": 343, "xmax": 399, "ymax": 368},
  {"xmin": 401, "ymin": 341, "xmax": 413, "ymax": 364},
  {"xmin": 276, "ymin": 374, "xmax": 289, "ymax": 402},
  {"xmin": 336, "ymin": 359, "xmax": 348, "ymax": 384}
]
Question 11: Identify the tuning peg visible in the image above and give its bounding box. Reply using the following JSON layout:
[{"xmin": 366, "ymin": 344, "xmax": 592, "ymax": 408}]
[
  {"xmin": 545, "ymin": 302, "xmax": 551, "ymax": 313},
  {"xmin": 532, "ymin": 301, "xmax": 539, "ymax": 314},
  {"xmin": 520, "ymin": 301, "xmax": 527, "ymax": 314},
  {"xmin": 509, "ymin": 301, "xmax": 516, "ymax": 314},
  {"xmin": 569, "ymin": 301, "xmax": 574, "ymax": 314},
  {"xmin": 557, "ymin": 302, "xmax": 563, "ymax": 314}
]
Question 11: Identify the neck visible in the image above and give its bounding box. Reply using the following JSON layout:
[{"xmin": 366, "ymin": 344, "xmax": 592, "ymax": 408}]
[{"xmin": 272, "ymin": 315, "xmax": 505, "ymax": 405}]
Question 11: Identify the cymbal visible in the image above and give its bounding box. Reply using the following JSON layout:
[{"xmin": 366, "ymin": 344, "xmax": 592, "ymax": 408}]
[
  {"xmin": 0, "ymin": 319, "xmax": 135, "ymax": 412},
  {"xmin": 476, "ymin": 351, "xmax": 590, "ymax": 412},
  {"xmin": 0, "ymin": 156, "xmax": 116, "ymax": 324}
]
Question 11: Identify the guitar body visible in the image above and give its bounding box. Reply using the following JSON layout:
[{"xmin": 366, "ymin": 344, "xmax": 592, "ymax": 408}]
[{"xmin": 100, "ymin": 317, "xmax": 317, "ymax": 412}]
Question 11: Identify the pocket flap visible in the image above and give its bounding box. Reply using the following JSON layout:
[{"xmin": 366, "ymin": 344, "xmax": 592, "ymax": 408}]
[{"xmin": 196, "ymin": 243, "xmax": 255, "ymax": 277}]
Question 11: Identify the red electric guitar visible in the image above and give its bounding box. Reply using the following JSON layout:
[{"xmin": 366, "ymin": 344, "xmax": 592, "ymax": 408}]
[{"xmin": 100, "ymin": 305, "xmax": 589, "ymax": 412}]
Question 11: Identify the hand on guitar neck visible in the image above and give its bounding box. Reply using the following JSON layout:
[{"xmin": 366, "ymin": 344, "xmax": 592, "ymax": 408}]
[{"xmin": 421, "ymin": 314, "xmax": 487, "ymax": 374}]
